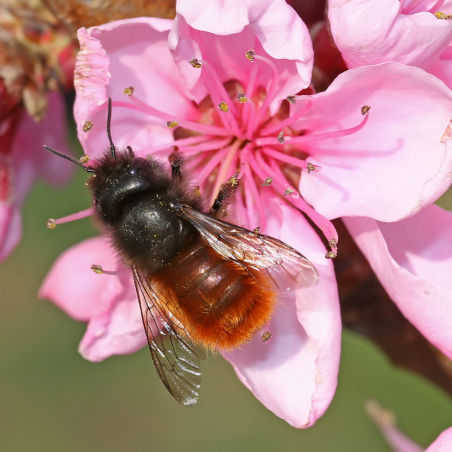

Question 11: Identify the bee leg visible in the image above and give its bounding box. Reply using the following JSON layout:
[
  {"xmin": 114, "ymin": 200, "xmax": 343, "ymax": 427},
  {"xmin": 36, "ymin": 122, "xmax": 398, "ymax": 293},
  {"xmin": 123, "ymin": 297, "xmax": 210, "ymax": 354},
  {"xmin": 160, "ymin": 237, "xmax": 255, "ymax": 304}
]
[
  {"xmin": 169, "ymin": 153, "xmax": 183, "ymax": 180},
  {"xmin": 209, "ymin": 175, "xmax": 240, "ymax": 217}
]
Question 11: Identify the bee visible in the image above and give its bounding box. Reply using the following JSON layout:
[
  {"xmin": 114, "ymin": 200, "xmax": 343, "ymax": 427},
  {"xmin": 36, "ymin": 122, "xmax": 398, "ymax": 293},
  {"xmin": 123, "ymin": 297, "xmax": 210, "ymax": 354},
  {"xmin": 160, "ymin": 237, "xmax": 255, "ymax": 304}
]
[{"xmin": 44, "ymin": 99, "xmax": 319, "ymax": 406}]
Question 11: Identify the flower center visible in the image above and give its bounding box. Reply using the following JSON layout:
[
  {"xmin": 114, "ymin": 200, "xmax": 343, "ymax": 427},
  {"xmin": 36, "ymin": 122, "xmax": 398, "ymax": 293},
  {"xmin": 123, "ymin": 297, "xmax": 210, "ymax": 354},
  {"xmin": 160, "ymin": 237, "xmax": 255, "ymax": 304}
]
[{"xmin": 72, "ymin": 51, "xmax": 371, "ymax": 259}]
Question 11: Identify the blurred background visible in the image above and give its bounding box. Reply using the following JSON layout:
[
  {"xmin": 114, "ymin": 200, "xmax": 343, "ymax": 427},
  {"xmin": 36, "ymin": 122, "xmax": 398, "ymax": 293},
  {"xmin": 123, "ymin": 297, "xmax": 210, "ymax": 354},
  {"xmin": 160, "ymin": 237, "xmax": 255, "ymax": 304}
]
[
  {"xmin": 1, "ymin": 113, "xmax": 452, "ymax": 452},
  {"xmin": 2, "ymin": 0, "xmax": 452, "ymax": 450}
]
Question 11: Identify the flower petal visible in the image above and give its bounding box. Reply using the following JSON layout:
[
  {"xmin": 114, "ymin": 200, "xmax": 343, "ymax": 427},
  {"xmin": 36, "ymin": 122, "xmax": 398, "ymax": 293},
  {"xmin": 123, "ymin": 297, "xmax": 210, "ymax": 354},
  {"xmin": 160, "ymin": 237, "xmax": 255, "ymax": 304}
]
[
  {"xmin": 39, "ymin": 237, "xmax": 113, "ymax": 322},
  {"xmin": 344, "ymin": 204, "xmax": 452, "ymax": 361},
  {"xmin": 170, "ymin": 0, "xmax": 313, "ymax": 111},
  {"xmin": 78, "ymin": 270, "xmax": 146, "ymax": 362},
  {"xmin": 427, "ymin": 426, "xmax": 452, "ymax": 452},
  {"xmin": 328, "ymin": 0, "xmax": 452, "ymax": 72},
  {"xmin": 223, "ymin": 191, "xmax": 341, "ymax": 428},
  {"xmin": 299, "ymin": 63, "xmax": 452, "ymax": 221},
  {"xmin": 74, "ymin": 18, "xmax": 196, "ymax": 156},
  {"xmin": 0, "ymin": 204, "xmax": 21, "ymax": 262}
]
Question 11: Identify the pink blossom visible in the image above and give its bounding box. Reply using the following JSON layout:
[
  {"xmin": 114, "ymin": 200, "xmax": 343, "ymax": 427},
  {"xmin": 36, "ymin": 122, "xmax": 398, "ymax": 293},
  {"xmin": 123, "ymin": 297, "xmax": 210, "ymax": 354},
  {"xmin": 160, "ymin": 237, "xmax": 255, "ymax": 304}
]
[
  {"xmin": 328, "ymin": 0, "xmax": 452, "ymax": 88},
  {"xmin": 40, "ymin": 0, "xmax": 452, "ymax": 427},
  {"xmin": 367, "ymin": 400, "xmax": 452, "ymax": 452},
  {"xmin": 0, "ymin": 91, "xmax": 73, "ymax": 262}
]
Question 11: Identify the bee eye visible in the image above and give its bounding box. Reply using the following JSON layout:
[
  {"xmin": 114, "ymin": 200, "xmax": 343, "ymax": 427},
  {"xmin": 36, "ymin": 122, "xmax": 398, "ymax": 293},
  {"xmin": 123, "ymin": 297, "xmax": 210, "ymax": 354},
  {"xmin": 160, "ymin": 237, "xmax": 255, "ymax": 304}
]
[{"xmin": 129, "ymin": 157, "xmax": 146, "ymax": 175}]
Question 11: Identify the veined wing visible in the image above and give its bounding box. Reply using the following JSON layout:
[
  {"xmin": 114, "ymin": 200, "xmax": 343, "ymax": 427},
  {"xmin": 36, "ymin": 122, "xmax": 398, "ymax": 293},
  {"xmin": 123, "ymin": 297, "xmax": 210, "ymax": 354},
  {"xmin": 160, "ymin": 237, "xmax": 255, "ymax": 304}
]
[
  {"xmin": 132, "ymin": 266, "xmax": 206, "ymax": 406},
  {"xmin": 176, "ymin": 204, "xmax": 319, "ymax": 291}
]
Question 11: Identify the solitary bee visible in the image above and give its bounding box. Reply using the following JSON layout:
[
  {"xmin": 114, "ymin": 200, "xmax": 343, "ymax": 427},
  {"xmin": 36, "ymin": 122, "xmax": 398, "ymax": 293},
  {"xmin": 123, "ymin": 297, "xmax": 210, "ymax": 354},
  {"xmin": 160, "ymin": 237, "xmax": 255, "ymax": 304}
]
[{"xmin": 45, "ymin": 99, "xmax": 318, "ymax": 406}]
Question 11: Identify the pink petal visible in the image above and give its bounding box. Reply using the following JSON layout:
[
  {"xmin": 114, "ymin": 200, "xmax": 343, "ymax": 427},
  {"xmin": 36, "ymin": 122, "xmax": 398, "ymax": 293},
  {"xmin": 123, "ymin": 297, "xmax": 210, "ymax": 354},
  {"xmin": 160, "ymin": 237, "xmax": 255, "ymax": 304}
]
[
  {"xmin": 367, "ymin": 400, "xmax": 424, "ymax": 452},
  {"xmin": 298, "ymin": 63, "xmax": 452, "ymax": 221},
  {"xmin": 74, "ymin": 18, "xmax": 197, "ymax": 156},
  {"xmin": 427, "ymin": 426, "xmax": 452, "ymax": 452},
  {"xmin": 329, "ymin": 0, "xmax": 452, "ymax": 72},
  {"xmin": 39, "ymin": 237, "xmax": 113, "ymax": 322},
  {"xmin": 78, "ymin": 269, "xmax": 146, "ymax": 362},
  {"xmin": 170, "ymin": 0, "xmax": 313, "ymax": 111},
  {"xmin": 344, "ymin": 204, "xmax": 452, "ymax": 361},
  {"xmin": 0, "ymin": 204, "xmax": 21, "ymax": 262},
  {"xmin": 223, "ymin": 191, "xmax": 341, "ymax": 428}
]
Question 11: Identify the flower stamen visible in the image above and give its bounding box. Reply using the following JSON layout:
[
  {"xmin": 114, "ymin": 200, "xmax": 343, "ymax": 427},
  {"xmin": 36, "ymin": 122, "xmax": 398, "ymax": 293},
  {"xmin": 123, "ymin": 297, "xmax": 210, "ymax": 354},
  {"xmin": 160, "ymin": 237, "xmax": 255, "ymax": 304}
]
[{"xmin": 46, "ymin": 208, "xmax": 93, "ymax": 229}]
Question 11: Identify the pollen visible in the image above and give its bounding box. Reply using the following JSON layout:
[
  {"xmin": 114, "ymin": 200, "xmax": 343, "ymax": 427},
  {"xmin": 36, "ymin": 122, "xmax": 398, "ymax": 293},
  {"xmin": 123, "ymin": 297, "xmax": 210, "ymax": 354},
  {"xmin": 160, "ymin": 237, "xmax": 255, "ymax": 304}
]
[
  {"xmin": 83, "ymin": 120, "xmax": 93, "ymax": 132},
  {"xmin": 286, "ymin": 95, "xmax": 297, "ymax": 104},
  {"xmin": 262, "ymin": 177, "xmax": 273, "ymax": 186},
  {"xmin": 218, "ymin": 102, "xmax": 229, "ymax": 112},
  {"xmin": 237, "ymin": 92, "xmax": 247, "ymax": 103},
  {"xmin": 284, "ymin": 188, "xmax": 295, "ymax": 196},
  {"xmin": 325, "ymin": 251, "xmax": 337, "ymax": 259},
  {"xmin": 47, "ymin": 218, "xmax": 56, "ymax": 229},
  {"xmin": 253, "ymin": 227, "xmax": 260, "ymax": 234},
  {"xmin": 307, "ymin": 163, "xmax": 316, "ymax": 173},
  {"xmin": 230, "ymin": 176, "xmax": 239, "ymax": 187},
  {"xmin": 361, "ymin": 105, "xmax": 371, "ymax": 115},
  {"xmin": 329, "ymin": 238, "xmax": 338, "ymax": 249},
  {"xmin": 79, "ymin": 154, "xmax": 90, "ymax": 165},
  {"xmin": 245, "ymin": 50, "xmax": 255, "ymax": 62},
  {"xmin": 261, "ymin": 331, "xmax": 272, "ymax": 342},
  {"xmin": 189, "ymin": 58, "xmax": 203, "ymax": 68},
  {"xmin": 123, "ymin": 86, "xmax": 135, "ymax": 96},
  {"xmin": 277, "ymin": 131, "xmax": 285, "ymax": 144},
  {"xmin": 91, "ymin": 264, "xmax": 103, "ymax": 274},
  {"xmin": 435, "ymin": 11, "xmax": 448, "ymax": 19},
  {"xmin": 167, "ymin": 120, "xmax": 179, "ymax": 128}
]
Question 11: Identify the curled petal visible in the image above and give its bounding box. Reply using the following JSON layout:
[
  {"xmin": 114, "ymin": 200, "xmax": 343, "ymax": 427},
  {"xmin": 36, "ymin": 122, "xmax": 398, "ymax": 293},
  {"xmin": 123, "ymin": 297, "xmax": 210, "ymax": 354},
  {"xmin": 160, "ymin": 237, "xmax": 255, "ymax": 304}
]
[
  {"xmin": 299, "ymin": 63, "xmax": 452, "ymax": 221},
  {"xmin": 223, "ymin": 192, "xmax": 341, "ymax": 428},
  {"xmin": 170, "ymin": 0, "xmax": 313, "ymax": 111},
  {"xmin": 74, "ymin": 18, "xmax": 198, "ymax": 156},
  {"xmin": 344, "ymin": 205, "xmax": 452, "ymax": 361},
  {"xmin": 329, "ymin": 0, "xmax": 452, "ymax": 72}
]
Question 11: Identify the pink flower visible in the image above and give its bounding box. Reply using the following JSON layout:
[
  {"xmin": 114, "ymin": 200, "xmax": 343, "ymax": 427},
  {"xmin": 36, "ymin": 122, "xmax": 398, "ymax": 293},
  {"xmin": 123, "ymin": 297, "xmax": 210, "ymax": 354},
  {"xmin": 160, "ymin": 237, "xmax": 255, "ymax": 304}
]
[
  {"xmin": 328, "ymin": 0, "xmax": 452, "ymax": 88},
  {"xmin": 367, "ymin": 400, "xmax": 452, "ymax": 452},
  {"xmin": 0, "ymin": 90, "xmax": 73, "ymax": 262},
  {"xmin": 40, "ymin": 0, "xmax": 452, "ymax": 427}
]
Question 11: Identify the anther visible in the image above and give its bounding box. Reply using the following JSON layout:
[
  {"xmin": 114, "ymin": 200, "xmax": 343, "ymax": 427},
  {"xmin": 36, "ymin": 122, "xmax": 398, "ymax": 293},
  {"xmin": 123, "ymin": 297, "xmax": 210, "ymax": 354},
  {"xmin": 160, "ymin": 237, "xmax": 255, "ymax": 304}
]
[
  {"xmin": 261, "ymin": 331, "xmax": 272, "ymax": 342},
  {"xmin": 277, "ymin": 131, "xmax": 285, "ymax": 144},
  {"xmin": 79, "ymin": 154, "xmax": 90, "ymax": 165},
  {"xmin": 237, "ymin": 92, "xmax": 247, "ymax": 103},
  {"xmin": 284, "ymin": 188, "xmax": 295, "ymax": 196},
  {"xmin": 325, "ymin": 251, "xmax": 337, "ymax": 259},
  {"xmin": 123, "ymin": 86, "xmax": 135, "ymax": 96},
  {"xmin": 189, "ymin": 58, "xmax": 203, "ymax": 68},
  {"xmin": 306, "ymin": 162, "xmax": 323, "ymax": 173},
  {"xmin": 194, "ymin": 186, "xmax": 201, "ymax": 196},
  {"xmin": 329, "ymin": 238, "xmax": 338, "ymax": 249},
  {"xmin": 83, "ymin": 120, "xmax": 93, "ymax": 132},
  {"xmin": 286, "ymin": 95, "xmax": 297, "ymax": 104},
  {"xmin": 361, "ymin": 105, "xmax": 371, "ymax": 115},
  {"xmin": 47, "ymin": 218, "xmax": 56, "ymax": 229},
  {"xmin": 435, "ymin": 11, "xmax": 448, "ymax": 19},
  {"xmin": 218, "ymin": 102, "xmax": 229, "ymax": 112},
  {"xmin": 91, "ymin": 265, "xmax": 103, "ymax": 274},
  {"xmin": 262, "ymin": 177, "xmax": 273, "ymax": 186},
  {"xmin": 253, "ymin": 227, "xmax": 260, "ymax": 234},
  {"xmin": 167, "ymin": 121, "xmax": 178, "ymax": 128},
  {"xmin": 245, "ymin": 50, "xmax": 255, "ymax": 62}
]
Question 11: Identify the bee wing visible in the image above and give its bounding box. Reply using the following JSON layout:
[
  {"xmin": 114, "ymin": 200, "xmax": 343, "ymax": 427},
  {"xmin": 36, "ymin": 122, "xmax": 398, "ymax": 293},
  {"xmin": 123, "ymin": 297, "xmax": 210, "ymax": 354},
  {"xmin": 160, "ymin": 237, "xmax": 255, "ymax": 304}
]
[
  {"xmin": 177, "ymin": 204, "xmax": 319, "ymax": 291},
  {"xmin": 132, "ymin": 266, "xmax": 206, "ymax": 406}
]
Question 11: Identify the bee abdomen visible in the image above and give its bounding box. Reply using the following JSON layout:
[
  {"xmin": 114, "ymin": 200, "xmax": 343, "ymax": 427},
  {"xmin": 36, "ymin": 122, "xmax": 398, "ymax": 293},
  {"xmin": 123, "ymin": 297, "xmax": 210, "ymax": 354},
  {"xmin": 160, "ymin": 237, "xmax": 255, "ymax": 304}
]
[{"xmin": 156, "ymin": 240, "xmax": 276, "ymax": 350}]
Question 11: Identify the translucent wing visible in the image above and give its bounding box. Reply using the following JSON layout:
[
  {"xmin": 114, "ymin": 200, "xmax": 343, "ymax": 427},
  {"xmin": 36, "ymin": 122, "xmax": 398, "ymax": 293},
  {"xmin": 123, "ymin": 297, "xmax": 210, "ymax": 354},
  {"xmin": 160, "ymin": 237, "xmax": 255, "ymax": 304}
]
[
  {"xmin": 132, "ymin": 266, "xmax": 206, "ymax": 406},
  {"xmin": 176, "ymin": 204, "xmax": 319, "ymax": 291}
]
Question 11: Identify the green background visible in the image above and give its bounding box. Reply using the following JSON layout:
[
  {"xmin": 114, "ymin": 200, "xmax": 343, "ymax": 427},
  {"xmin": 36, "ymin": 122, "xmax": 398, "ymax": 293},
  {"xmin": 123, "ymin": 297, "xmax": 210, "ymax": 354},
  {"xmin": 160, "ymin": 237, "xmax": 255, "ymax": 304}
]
[{"xmin": 1, "ymin": 128, "xmax": 452, "ymax": 452}]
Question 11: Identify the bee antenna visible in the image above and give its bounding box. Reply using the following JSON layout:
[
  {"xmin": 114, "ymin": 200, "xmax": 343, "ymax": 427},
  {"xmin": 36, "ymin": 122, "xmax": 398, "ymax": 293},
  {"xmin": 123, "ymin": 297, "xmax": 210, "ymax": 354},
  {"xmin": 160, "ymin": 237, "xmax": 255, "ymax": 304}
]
[
  {"xmin": 107, "ymin": 97, "xmax": 117, "ymax": 159},
  {"xmin": 43, "ymin": 145, "xmax": 95, "ymax": 173}
]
